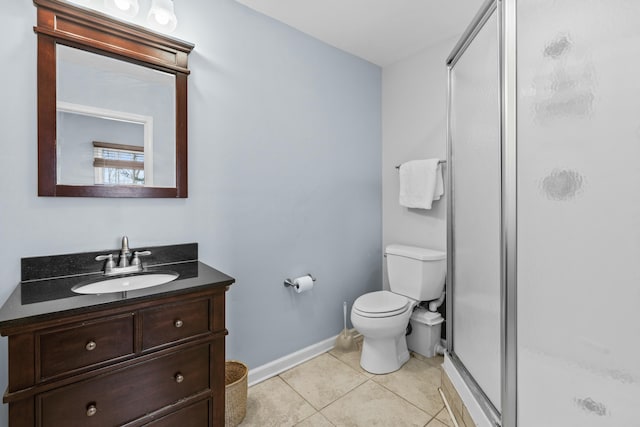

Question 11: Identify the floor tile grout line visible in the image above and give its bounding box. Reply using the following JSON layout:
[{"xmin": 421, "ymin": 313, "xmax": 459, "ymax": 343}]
[
  {"xmin": 243, "ymin": 375, "xmax": 315, "ymax": 427},
  {"xmin": 277, "ymin": 373, "xmax": 323, "ymax": 411},
  {"xmin": 327, "ymin": 349, "xmax": 392, "ymax": 382},
  {"xmin": 374, "ymin": 379, "xmax": 441, "ymax": 421},
  {"xmin": 367, "ymin": 364, "xmax": 446, "ymax": 420},
  {"xmin": 326, "ymin": 351, "xmax": 364, "ymax": 375},
  {"xmin": 293, "ymin": 410, "xmax": 317, "ymax": 426},
  {"xmin": 326, "ymin": 349, "xmax": 373, "ymax": 378},
  {"xmin": 284, "ymin": 377, "xmax": 374, "ymax": 425},
  {"xmin": 320, "ymin": 411, "xmax": 337, "ymax": 427},
  {"xmin": 435, "ymin": 407, "xmax": 455, "ymax": 427},
  {"xmin": 373, "ymin": 378, "xmax": 445, "ymax": 416},
  {"xmin": 248, "ymin": 375, "xmax": 339, "ymax": 427},
  {"xmin": 294, "ymin": 410, "xmax": 337, "ymax": 427},
  {"xmin": 280, "ymin": 352, "xmax": 371, "ymax": 412},
  {"xmin": 322, "ymin": 377, "xmax": 442, "ymax": 427},
  {"xmin": 251, "ymin": 350, "xmax": 446, "ymax": 426},
  {"xmin": 327, "ymin": 349, "xmax": 446, "ymax": 420},
  {"xmin": 278, "ymin": 367, "xmax": 368, "ymax": 413}
]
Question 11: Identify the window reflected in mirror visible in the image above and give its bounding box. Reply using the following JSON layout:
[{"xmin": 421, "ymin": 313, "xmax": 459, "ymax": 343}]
[
  {"xmin": 93, "ymin": 141, "xmax": 145, "ymax": 186},
  {"xmin": 56, "ymin": 45, "xmax": 176, "ymax": 188}
]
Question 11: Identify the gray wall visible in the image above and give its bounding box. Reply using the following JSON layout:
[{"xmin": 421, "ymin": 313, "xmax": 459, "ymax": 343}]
[{"xmin": 0, "ymin": 0, "xmax": 381, "ymax": 421}]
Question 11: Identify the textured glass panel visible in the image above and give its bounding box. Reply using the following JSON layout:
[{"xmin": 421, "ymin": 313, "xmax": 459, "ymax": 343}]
[
  {"xmin": 450, "ymin": 11, "xmax": 501, "ymax": 409},
  {"xmin": 517, "ymin": 0, "xmax": 640, "ymax": 425}
]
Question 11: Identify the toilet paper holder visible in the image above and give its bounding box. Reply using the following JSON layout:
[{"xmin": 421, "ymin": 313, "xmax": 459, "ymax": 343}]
[{"xmin": 284, "ymin": 274, "xmax": 316, "ymax": 288}]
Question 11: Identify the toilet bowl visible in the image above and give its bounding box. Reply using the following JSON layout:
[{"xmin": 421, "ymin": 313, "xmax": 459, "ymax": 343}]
[
  {"xmin": 351, "ymin": 245, "xmax": 446, "ymax": 374},
  {"xmin": 351, "ymin": 291, "xmax": 417, "ymax": 374}
]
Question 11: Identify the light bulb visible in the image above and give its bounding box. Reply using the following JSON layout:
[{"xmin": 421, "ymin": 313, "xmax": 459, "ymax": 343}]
[
  {"xmin": 154, "ymin": 11, "xmax": 170, "ymax": 25},
  {"xmin": 104, "ymin": 0, "xmax": 139, "ymax": 17},
  {"xmin": 114, "ymin": 0, "xmax": 131, "ymax": 11},
  {"xmin": 147, "ymin": 0, "xmax": 177, "ymax": 32}
]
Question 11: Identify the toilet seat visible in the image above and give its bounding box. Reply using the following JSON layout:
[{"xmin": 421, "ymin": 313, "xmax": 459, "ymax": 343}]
[{"xmin": 352, "ymin": 291, "xmax": 411, "ymax": 318}]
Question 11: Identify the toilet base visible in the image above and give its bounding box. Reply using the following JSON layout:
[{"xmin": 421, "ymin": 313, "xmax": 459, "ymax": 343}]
[{"xmin": 360, "ymin": 334, "xmax": 410, "ymax": 374}]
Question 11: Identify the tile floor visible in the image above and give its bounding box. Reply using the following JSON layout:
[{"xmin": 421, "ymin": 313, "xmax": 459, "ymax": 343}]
[{"xmin": 240, "ymin": 344, "xmax": 454, "ymax": 427}]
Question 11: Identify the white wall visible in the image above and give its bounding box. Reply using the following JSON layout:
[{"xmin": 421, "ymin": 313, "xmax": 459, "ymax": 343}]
[
  {"xmin": 0, "ymin": 0, "xmax": 381, "ymax": 422},
  {"xmin": 381, "ymin": 37, "xmax": 457, "ymax": 288}
]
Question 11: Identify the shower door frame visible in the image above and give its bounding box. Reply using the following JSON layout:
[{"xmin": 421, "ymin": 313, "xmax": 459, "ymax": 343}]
[{"xmin": 445, "ymin": 0, "xmax": 518, "ymax": 426}]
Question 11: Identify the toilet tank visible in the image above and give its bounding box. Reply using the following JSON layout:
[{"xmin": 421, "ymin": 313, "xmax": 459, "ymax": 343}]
[{"xmin": 385, "ymin": 244, "xmax": 446, "ymax": 301}]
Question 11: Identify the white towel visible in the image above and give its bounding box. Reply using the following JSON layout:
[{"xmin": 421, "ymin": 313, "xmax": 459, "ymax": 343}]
[{"xmin": 399, "ymin": 159, "xmax": 444, "ymax": 209}]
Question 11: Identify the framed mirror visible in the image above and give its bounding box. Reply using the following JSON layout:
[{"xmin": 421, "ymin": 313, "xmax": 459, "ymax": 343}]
[{"xmin": 34, "ymin": 0, "xmax": 194, "ymax": 197}]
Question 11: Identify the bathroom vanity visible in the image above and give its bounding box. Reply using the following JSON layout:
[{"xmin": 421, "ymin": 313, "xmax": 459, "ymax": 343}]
[{"xmin": 0, "ymin": 243, "xmax": 235, "ymax": 426}]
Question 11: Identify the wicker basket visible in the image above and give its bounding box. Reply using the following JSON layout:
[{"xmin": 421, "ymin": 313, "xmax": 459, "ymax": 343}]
[{"xmin": 225, "ymin": 360, "xmax": 248, "ymax": 427}]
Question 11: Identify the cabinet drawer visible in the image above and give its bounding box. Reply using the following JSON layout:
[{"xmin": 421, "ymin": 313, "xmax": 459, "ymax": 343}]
[
  {"xmin": 144, "ymin": 399, "xmax": 210, "ymax": 426},
  {"xmin": 38, "ymin": 313, "xmax": 135, "ymax": 379},
  {"xmin": 142, "ymin": 298, "xmax": 210, "ymax": 350},
  {"xmin": 39, "ymin": 344, "xmax": 210, "ymax": 427}
]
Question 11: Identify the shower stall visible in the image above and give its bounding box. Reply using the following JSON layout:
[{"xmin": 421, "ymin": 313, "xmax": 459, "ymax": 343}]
[{"xmin": 445, "ymin": 0, "xmax": 640, "ymax": 426}]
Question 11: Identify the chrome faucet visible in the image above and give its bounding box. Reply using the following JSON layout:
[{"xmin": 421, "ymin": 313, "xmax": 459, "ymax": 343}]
[
  {"xmin": 95, "ymin": 236, "xmax": 151, "ymax": 275},
  {"xmin": 119, "ymin": 236, "xmax": 131, "ymax": 267}
]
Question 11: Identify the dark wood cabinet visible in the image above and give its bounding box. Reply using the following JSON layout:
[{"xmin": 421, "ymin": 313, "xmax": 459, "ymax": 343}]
[
  {"xmin": 141, "ymin": 298, "xmax": 211, "ymax": 351},
  {"xmin": 144, "ymin": 399, "xmax": 211, "ymax": 427},
  {"xmin": 38, "ymin": 313, "xmax": 136, "ymax": 380},
  {"xmin": 2, "ymin": 287, "xmax": 228, "ymax": 426}
]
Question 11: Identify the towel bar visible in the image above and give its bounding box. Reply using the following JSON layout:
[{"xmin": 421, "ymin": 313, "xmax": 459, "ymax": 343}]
[{"xmin": 395, "ymin": 160, "xmax": 446, "ymax": 169}]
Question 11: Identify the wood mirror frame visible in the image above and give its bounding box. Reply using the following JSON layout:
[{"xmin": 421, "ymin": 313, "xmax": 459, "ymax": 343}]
[{"xmin": 34, "ymin": 0, "xmax": 194, "ymax": 197}]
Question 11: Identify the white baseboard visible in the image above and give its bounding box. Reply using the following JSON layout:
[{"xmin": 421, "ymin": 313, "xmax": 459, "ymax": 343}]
[{"xmin": 247, "ymin": 334, "xmax": 338, "ymax": 387}]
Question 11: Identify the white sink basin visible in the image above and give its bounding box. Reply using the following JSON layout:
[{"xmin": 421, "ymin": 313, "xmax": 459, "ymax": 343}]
[{"xmin": 72, "ymin": 272, "xmax": 179, "ymax": 295}]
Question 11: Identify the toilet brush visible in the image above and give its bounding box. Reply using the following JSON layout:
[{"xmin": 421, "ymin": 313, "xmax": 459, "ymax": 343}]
[{"xmin": 335, "ymin": 301, "xmax": 357, "ymax": 352}]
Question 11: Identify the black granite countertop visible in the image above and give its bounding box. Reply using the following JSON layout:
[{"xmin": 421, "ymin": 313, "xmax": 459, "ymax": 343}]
[{"xmin": 0, "ymin": 244, "xmax": 235, "ymax": 331}]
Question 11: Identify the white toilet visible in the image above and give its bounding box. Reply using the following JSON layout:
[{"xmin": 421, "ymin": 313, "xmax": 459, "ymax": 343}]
[{"xmin": 351, "ymin": 244, "xmax": 446, "ymax": 374}]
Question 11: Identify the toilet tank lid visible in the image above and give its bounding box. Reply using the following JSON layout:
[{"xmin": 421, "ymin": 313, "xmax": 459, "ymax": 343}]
[{"xmin": 385, "ymin": 244, "xmax": 446, "ymax": 261}]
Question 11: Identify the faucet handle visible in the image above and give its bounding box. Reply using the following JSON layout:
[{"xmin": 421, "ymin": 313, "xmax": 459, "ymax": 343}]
[
  {"xmin": 95, "ymin": 254, "xmax": 116, "ymax": 271},
  {"xmin": 131, "ymin": 250, "xmax": 151, "ymax": 266}
]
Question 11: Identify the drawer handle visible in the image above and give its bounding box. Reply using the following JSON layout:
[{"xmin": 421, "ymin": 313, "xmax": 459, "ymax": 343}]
[
  {"xmin": 85, "ymin": 341, "xmax": 97, "ymax": 351},
  {"xmin": 174, "ymin": 319, "xmax": 183, "ymax": 328},
  {"xmin": 175, "ymin": 373, "xmax": 184, "ymax": 383},
  {"xmin": 86, "ymin": 404, "xmax": 97, "ymax": 417}
]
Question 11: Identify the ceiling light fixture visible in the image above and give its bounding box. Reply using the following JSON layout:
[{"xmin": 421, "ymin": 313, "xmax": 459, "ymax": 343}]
[
  {"xmin": 147, "ymin": 0, "xmax": 178, "ymax": 33},
  {"xmin": 104, "ymin": 0, "xmax": 140, "ymax": 17}
]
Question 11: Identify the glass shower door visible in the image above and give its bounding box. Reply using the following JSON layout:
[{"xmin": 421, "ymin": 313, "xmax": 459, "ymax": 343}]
[
  {"xmin": 449, "ymin": 8, "xmax": 502, "ymax": 412},
  {"xmin": 516, "ymin": 0, "xmax": 640, "ymax": 425}
]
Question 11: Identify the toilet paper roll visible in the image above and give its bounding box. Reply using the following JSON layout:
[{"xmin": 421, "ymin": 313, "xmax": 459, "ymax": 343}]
[{"xmin": 293, "ymin": 275, "xmax": 314, "ymax": 293}]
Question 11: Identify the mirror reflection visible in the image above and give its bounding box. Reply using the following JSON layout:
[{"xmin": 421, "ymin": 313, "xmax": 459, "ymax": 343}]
[{"xmin": 56, "ymin": 45, "xmax": 176, "ymax": 188}]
